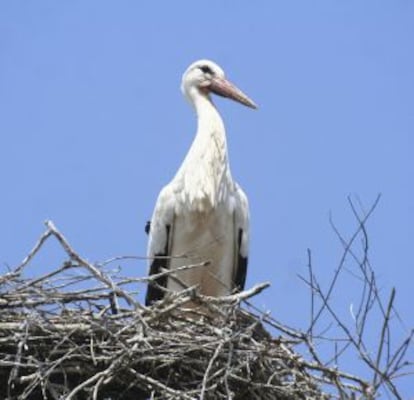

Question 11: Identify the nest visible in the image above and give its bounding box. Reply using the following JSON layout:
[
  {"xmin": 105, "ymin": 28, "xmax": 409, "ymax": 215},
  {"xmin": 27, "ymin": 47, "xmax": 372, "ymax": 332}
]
[{"xmin": 0, "ymin": 221, "xmax": 382, "ymax": 399}]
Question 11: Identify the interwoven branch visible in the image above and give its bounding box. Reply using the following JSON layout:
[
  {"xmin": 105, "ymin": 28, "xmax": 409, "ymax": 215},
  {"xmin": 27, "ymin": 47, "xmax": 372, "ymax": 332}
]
[{"xmin": 0, "ymin": 212, "xmax": 411, "ymax": 399}]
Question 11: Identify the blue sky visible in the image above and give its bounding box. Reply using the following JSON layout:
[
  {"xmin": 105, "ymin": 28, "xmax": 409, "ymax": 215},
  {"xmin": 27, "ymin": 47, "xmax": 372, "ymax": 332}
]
[{"xmin": 1, "ymin": 1, "xmax": 413, "ymax": 396}]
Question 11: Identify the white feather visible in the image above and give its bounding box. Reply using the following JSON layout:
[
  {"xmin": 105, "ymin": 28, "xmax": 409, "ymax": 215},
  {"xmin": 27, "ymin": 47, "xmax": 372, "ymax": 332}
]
[{"xmin": 147, "ymin": 60, "xmax": 253, "ymax": 298}]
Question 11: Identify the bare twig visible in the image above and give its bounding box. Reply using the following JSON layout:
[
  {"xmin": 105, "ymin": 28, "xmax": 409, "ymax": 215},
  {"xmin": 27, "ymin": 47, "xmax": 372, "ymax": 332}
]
[{"xmin": 0, "ymin": 207, "xmax": 411, "ymax": 399}]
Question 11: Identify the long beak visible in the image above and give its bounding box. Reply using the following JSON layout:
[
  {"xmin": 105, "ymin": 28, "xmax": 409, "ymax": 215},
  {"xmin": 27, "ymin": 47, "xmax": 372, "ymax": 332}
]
[{"xmin": 208, "ymin": 77, "xmax": 257, "ymax": 109}]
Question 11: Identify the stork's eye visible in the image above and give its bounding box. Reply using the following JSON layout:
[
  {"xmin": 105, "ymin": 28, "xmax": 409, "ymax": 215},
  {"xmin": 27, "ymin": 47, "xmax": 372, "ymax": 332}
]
[{"xmin": 199, "ymin": 65, "xmax": 213, "ymax": 74}]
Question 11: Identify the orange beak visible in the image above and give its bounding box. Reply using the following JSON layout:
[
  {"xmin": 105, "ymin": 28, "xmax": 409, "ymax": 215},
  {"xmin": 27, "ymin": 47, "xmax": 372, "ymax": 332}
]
[{"xmin": 207, "ymin": 77, "xmax": 257, "ymax": 109}]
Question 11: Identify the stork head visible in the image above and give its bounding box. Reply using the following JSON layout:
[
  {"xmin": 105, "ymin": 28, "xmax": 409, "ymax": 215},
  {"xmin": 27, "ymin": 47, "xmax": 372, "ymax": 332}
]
[{"xmin": 181, "ymin": 59, "xmax": 257, "ymax": 109}]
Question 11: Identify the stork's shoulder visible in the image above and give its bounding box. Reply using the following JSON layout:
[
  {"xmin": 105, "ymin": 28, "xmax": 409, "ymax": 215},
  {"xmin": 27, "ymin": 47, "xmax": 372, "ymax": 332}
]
[
  {"xmin": 232, "ymin": 182, "xmax": 249, "ymax": 227},
  {"xmin": 233, "ymin": 182, "xmax": 249, "ymax": 228},
  {"xmin": 148, "ymin": 183, "xmax": 177, "ymax": 257},
  {"xmin": 152, "ymin": 177, "xmax": 190, "ymax": 218},
  {"xmin": 233, "ymin": 182, "xmax": 249, "ymax": 211},
  {"xmin": 153, "ymin": 183, "xmax": 178, "ymax": 218}
]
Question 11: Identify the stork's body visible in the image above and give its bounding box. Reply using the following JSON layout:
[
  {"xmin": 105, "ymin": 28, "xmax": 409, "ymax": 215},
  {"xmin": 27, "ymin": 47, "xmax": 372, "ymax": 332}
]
[{"xmin": 145, "ymin": 60, "xmax": 256, "ymax": 305}]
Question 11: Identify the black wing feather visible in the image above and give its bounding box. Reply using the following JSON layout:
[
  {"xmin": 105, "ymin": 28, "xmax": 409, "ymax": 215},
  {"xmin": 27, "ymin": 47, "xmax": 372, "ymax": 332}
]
[
  {"xmin": 145, "ymin": 224, "xmax": 170, "ymax": 306},
  {"xmin": 144, "ymin": 220, "xmax": 151, "ymax": 235},
  {"xmin": 234, "ymin": 229, "xmax": 248, "ymax": 292}
]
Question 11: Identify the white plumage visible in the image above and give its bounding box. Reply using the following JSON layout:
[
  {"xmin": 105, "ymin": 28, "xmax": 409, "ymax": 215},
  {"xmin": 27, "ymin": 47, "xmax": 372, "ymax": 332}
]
[{"xmin": 145, "ymin": 60, "xmax": 256, "ymax": 305}]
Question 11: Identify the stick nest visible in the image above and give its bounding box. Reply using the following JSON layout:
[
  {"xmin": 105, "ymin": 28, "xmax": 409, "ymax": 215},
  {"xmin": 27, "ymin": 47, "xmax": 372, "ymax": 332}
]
[{"xmin": 0, "ymin": 221, "xmax": 379, "ymax": 399}]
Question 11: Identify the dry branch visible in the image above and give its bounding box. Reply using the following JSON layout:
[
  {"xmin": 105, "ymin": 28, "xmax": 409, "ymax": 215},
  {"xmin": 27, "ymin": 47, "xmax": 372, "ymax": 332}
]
[{"xmin": 0, "ymin": 210, "xmax": 412, "ymax": 399}]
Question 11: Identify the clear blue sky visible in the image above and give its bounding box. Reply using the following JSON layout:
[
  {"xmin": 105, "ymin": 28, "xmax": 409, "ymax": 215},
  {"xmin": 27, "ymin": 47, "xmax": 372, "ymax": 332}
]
[{"xmin": 1, "ymin": 1, "xmax": 413, "ymax": 396}]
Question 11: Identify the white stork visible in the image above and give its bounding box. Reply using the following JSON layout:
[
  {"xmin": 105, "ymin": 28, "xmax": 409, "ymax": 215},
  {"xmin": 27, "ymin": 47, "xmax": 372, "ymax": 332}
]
[{"xmin": 145, "ymin": 59, "xmax": 256, "ymax": 306}]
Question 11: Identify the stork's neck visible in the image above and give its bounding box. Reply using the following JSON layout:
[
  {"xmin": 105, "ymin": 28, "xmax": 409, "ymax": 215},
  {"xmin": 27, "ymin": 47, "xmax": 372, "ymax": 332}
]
[
  {"xmin": 176, "ymin": 89, "xmax": 232, "ymax": 210},
  {"xmin": 194, "ymin": 92, "xmax": 225, "ymax": 141}
]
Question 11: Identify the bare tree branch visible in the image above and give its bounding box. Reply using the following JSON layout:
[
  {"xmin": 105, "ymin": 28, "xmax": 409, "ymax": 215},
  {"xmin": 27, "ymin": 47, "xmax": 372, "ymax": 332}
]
[{"xmin": 0, "ymin": 199, "xmax": 411, "ymax": 399}]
